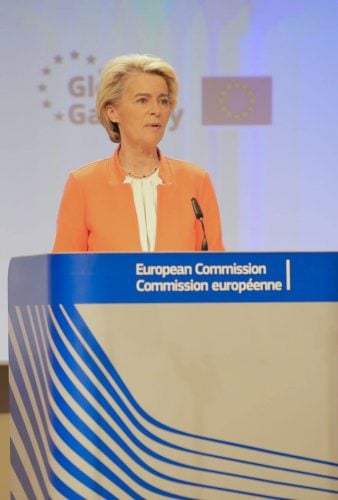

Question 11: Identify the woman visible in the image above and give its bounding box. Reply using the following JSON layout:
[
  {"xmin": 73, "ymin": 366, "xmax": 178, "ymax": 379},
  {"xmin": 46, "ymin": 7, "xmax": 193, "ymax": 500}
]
[{"xmin": 53, "ymin": 54, "xmax": 224, "ymax": 252}]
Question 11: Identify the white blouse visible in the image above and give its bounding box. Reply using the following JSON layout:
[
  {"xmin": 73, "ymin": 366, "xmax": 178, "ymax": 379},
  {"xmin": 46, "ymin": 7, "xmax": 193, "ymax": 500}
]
[{"xmin": 123, "ymin": 170, "xmax": 163, "ymax": 251}]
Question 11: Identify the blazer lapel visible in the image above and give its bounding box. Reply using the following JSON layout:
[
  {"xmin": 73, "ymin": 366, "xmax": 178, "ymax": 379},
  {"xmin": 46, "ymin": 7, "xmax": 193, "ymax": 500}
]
[
  {"xmin": 155, "ymin": 154, "xmax": 180, "ymax": 251},
  {"xmin": 107, "ymin": 151, "xmax": 142, "ymax": 250}
]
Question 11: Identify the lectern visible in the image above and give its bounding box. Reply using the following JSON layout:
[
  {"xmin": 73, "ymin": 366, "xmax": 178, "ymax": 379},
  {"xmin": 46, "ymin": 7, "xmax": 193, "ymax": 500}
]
[{"xmin": 9, "ymin": 252, "xmax": 338, "ymax": 499}]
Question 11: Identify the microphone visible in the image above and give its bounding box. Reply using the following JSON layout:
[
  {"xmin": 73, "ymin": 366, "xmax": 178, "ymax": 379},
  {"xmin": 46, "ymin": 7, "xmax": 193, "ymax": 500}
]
[{"xmin": 191, "ymin": 197, "xmax": 208, "ymax": 251}]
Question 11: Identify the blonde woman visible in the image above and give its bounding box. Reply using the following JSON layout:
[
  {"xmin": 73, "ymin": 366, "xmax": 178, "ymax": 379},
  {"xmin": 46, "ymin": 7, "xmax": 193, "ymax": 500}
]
[{"xmin": 53, "ymin": 54, "xmax": 224, "ymax": 252}]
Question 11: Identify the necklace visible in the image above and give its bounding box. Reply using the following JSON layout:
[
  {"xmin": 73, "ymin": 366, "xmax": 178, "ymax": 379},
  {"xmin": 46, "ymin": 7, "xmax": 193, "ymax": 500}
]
[{"xmin": 122, "ymin": 163, "xmax": 160, "ymax": 179}]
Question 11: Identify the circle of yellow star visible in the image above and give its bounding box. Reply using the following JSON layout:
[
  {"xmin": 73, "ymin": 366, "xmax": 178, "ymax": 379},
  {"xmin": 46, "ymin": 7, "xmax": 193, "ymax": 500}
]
[{"xmin": 219, "ymin": 82, "xmax": 255, "ymax": 120}]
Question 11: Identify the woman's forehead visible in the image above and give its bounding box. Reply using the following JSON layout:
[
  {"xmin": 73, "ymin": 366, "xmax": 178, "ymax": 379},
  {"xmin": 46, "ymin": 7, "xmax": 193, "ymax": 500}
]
[{"xmin": 123, "ymin": 72, "xmax": 168, "ymax": 95}]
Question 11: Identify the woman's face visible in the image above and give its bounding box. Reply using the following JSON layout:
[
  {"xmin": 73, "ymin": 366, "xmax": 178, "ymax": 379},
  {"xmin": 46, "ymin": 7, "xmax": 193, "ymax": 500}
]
[{"xmin": 106, "ymin": 72, "xmax": 172, "ymax": 150}]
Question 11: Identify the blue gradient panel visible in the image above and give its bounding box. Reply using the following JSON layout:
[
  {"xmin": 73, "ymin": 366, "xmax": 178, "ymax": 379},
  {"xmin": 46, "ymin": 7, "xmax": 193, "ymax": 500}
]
[{"xmin": 8, "ymin": 253, "xmax": 338, "ymax": 305}]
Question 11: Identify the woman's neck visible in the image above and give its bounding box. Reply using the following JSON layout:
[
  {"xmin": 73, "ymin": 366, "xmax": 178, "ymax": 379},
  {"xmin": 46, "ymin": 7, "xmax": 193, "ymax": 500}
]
[{"xmin": 118, "ymin": 144, "xmax": 160, "ymax": 177}]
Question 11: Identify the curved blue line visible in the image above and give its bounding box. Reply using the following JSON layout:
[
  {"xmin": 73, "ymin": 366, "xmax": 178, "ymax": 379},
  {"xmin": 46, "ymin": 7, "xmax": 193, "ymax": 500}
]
[
  {"xmin": 52, "ymin": 358, "xmax": 338, "ymax": 497},
  {"xmin": 50, "ymin": 388, "xmax": 289, "ymax": 500},
  {"xmin": 51, "ymin": 404, "xmax": 193, "ymax": 499},
  {"xmin": 11, "ymin": 307, "xmax": 48, "ymax": 436},
  {"xmin": 48, "ymin": 307, "xmax": 338, "ymax": 495},
  {"xmin": 10, "ymin": 385, "xmax": 51, "ymax": 499},
  {"xmin": 48, "ymin": 310, "xmax": 291, "ymax": 498},
  {"xmin": 10, "ymin": 308, "xmax": 118, "ymax": 500},
  {"xmin": 10, "ymin": 439, "xmax": 37, "ymax": 500},
  {"xmin": 57, "ymin": 304, "xmax": 338, "ymax": 472},
  {"xmin": 50, "ymin": 347, "xmax": 219, "ymax": 498},
  {"xmin": 9, "ymin": 347, "xmax": 50, "ymax": 499},
  {"xmin": 51, "ymin": 443, "xmax": 120, "ymax": 500},
  {"xmin": 51, "ymin": 472, "xmax": 84, "ymax": 500}
]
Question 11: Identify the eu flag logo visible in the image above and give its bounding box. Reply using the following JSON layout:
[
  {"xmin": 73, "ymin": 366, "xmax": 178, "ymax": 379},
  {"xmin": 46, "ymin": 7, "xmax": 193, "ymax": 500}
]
[{"xmin": 202, "ymin": 77, "xmax": 272, "ymax": 125}]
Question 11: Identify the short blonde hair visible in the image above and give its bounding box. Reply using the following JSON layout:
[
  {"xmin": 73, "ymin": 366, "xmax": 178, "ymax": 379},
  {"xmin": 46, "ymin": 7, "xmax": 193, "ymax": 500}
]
[{"xmin": 96, "ymin": 54, "xmax": 178, "ymax": 143}]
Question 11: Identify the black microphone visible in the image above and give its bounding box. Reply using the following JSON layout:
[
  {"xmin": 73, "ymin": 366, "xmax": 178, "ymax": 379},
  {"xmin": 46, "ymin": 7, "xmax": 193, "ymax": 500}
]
[{"xmin": 191, "ymin": 197, "xmax": 208, "ymax": 251}]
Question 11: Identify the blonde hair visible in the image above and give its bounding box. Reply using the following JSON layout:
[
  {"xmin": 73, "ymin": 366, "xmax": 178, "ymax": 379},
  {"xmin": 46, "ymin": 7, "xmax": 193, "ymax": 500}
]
[{"xmin": 96, "ymin": 54, "xmax": 178, "ymax": 143}]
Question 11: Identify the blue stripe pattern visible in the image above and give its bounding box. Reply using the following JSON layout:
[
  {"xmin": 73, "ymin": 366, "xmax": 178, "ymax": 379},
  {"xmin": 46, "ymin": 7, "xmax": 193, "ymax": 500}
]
[{"xmin": 9, "ymin": 302, "xmax": 338, "ymax": 499}]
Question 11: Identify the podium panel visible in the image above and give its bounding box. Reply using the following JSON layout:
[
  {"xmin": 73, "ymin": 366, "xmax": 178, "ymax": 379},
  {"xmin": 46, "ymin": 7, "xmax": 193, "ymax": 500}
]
[{"xmin": 9, "ymin": 253, "xmax": 338, "ymax": 499}]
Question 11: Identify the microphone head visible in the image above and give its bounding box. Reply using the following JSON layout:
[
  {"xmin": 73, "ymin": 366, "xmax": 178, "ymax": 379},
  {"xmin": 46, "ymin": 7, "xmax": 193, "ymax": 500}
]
[{"xmin": 191, "ymin": 197, "xmax": 204, "ymax": 220}]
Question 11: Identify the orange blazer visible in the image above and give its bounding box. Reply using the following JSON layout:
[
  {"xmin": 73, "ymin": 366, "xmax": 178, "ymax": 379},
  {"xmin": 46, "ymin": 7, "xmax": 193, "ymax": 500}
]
[{"xmin": 53, "ymin": 148, "xmax": 224, "ymax": 252}]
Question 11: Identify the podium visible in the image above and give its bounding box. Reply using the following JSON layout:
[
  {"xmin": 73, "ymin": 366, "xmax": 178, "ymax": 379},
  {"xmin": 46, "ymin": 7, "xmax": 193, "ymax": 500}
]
[{"xmin": 8, "ymin": 252, "xmax": 338, "ymax": 499}]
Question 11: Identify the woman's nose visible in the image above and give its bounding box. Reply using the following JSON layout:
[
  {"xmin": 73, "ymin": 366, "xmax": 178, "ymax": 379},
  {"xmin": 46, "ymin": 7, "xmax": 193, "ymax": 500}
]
[{"xmin": 149, "ymin": 101, "xmax": 160, "ymax": 115}]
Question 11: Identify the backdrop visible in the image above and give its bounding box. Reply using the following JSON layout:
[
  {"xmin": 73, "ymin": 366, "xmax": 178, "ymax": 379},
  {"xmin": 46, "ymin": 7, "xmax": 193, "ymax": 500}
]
[{"xmin": 2, "ymin": 0, "xmax": 338, "ymax": 361}]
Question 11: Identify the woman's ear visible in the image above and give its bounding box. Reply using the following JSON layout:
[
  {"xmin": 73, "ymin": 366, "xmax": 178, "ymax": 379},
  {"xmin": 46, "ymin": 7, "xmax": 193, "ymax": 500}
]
[{"xmin": 106, "ymin": 104, "xmax": 118, "ymax": 123}]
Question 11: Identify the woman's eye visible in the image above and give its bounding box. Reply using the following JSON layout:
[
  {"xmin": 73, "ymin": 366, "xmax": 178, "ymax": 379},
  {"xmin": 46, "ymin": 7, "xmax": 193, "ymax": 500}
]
[
  {"xmin": 137, "ymin": 97, "xmax": 147, "ymax": 103},
  {"xmin": 161, "ymin": 98, "xmax": 170, "ymax": 106}
]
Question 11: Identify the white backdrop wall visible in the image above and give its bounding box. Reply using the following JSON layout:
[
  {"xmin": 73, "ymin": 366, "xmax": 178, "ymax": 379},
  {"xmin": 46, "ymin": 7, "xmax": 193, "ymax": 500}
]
[{"xmin": 2, "ymin": 0, "xmax": 338, "ymax": 361}]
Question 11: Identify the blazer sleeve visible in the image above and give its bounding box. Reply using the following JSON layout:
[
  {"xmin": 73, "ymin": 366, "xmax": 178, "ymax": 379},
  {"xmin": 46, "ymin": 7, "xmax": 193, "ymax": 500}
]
[
  {"xmin": 198, "ymin": 172, "xmax": 225, "ymax": 251},
  {"xmin": 52, "ymin": 173, "xmax": 88, "ymax": 252}
]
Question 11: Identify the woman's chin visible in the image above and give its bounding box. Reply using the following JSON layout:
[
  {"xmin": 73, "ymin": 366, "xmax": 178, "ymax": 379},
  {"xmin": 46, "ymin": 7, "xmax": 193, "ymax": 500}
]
[{"xmin": 141, "ymin": 136, "xmax": 164, "ymax": 149}]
